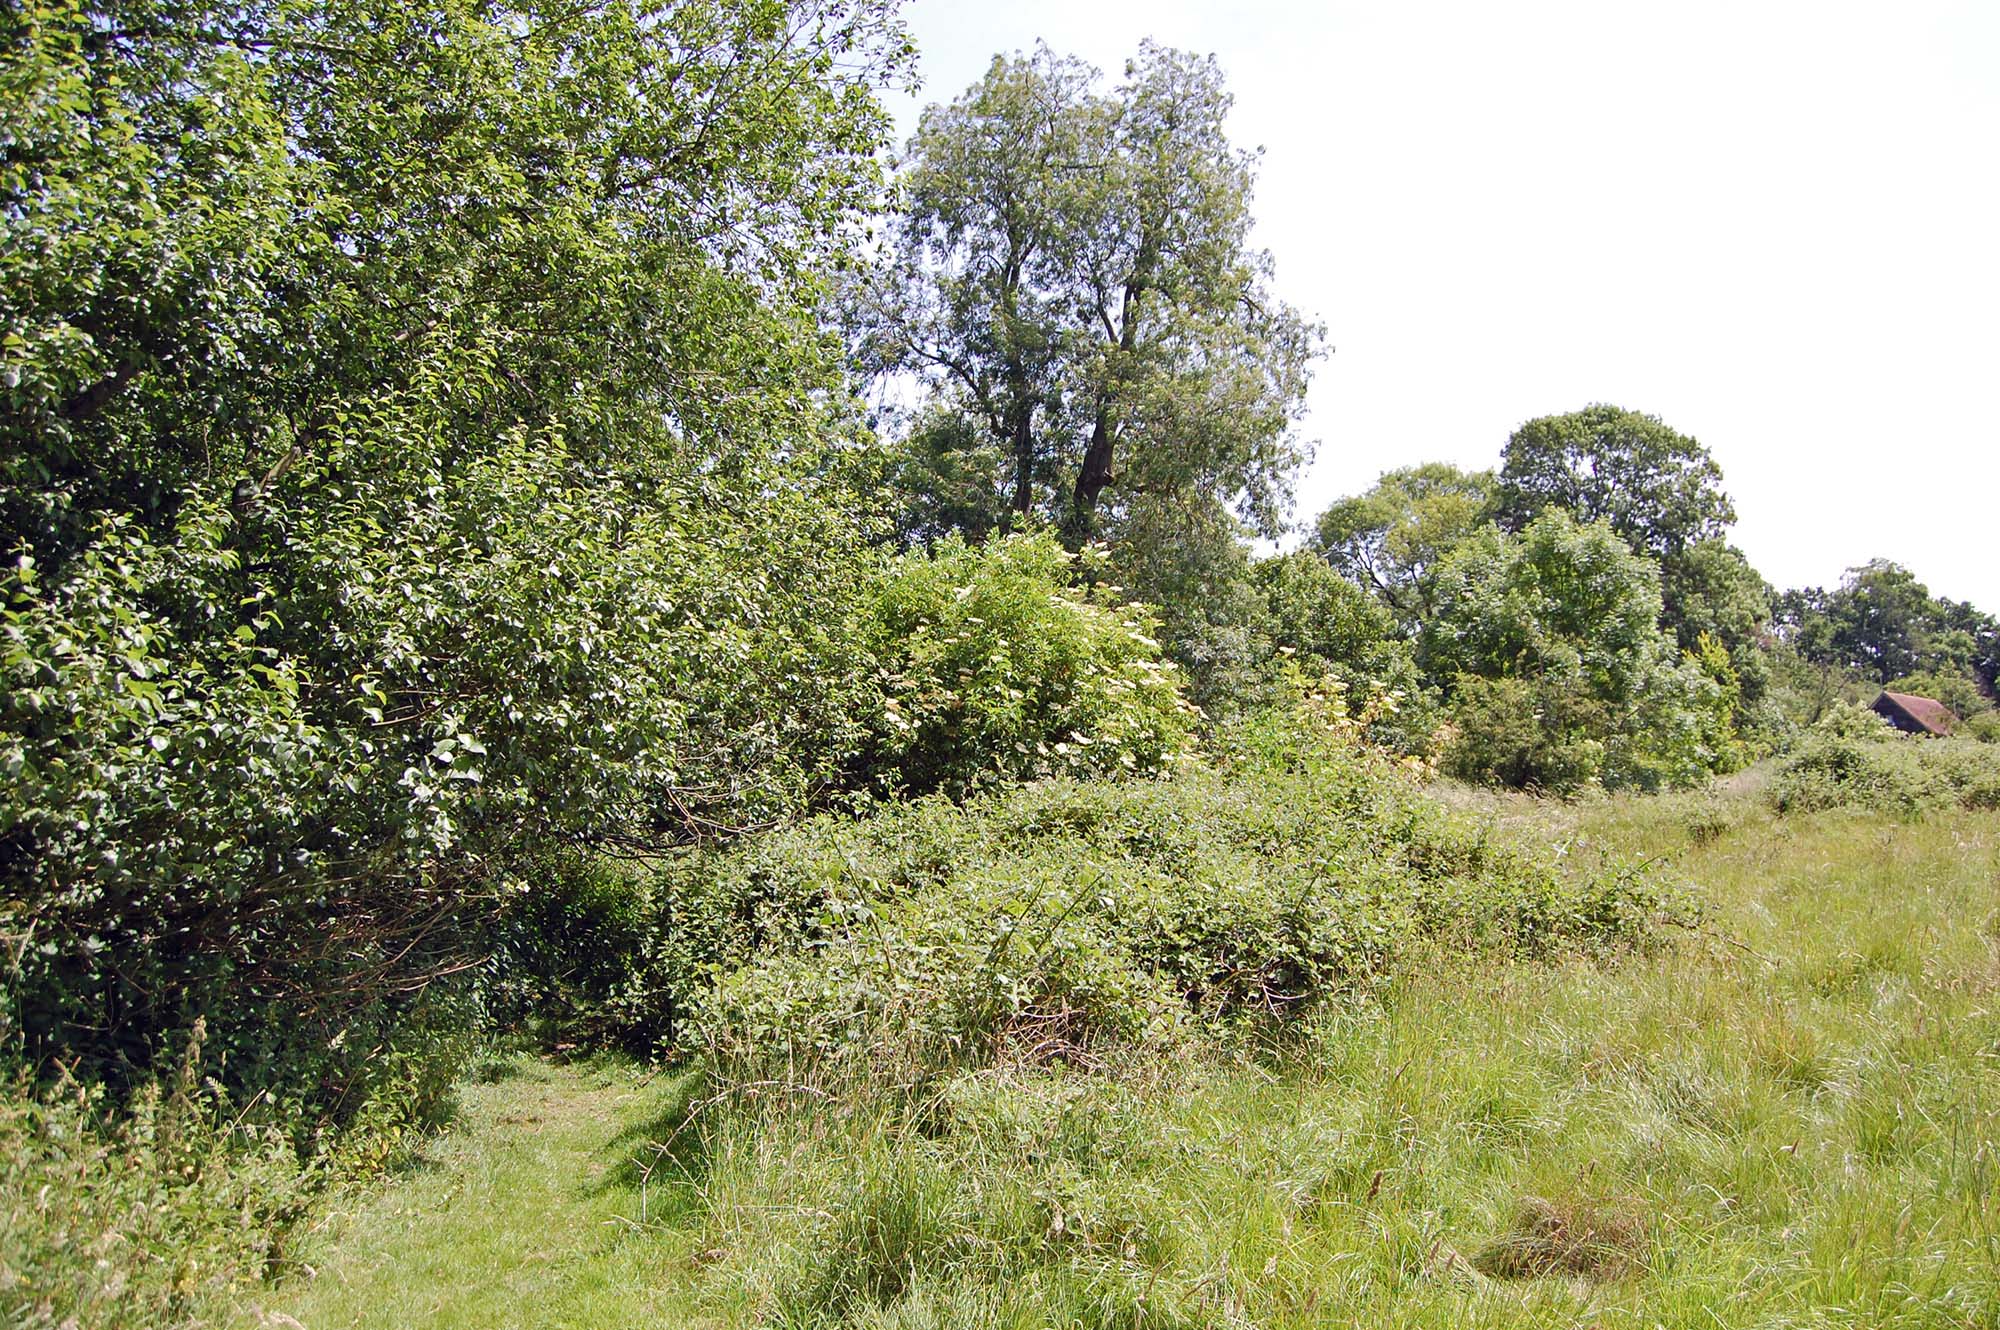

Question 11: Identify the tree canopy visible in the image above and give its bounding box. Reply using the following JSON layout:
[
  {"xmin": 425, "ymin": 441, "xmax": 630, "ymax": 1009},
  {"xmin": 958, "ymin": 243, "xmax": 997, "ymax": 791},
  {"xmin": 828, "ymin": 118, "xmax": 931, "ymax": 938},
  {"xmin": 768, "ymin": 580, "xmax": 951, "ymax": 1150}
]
[
  {"xmin": 1495, "ymin": 406, "xmax": 1736, "ymax": 561},
  {"xmin": 1777, "ymin": 561, "xmax": 2000, "ymax": 691},
  {"xmin": 852, "ymin": 41, "xmax": 1321, "ymax": 546},
  {"xmin": 2, "ymin": 0, "xmax": 914, "ymax": 1100},
  {"xmin": 1312, "ymin": 463, "xmax": 1493, "ymax": 622}
]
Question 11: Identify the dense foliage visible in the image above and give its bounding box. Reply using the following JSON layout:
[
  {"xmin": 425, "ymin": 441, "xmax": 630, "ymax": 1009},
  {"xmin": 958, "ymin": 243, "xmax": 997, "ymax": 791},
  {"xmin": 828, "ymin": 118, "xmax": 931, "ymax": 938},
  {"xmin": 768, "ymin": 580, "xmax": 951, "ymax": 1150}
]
[
  {"xmin": 852, "ymin": 41, "xmax": 1321, "ymax": 585},
  {"xmin": 2, "ymin": 0, "xmax": 911, "ymax": 1104},
  {"xmin": 1420, "ymin": 513, "xmax": 1740, "ymax": 791},
  {"xmin": 489, "ymin": 683, "xmax": 1679, "ymax": 1075},
  {"xmin": 852, "ymin": 536, "xmax": 1194, "ymax": 797},
  {"xmin": 1776, "ymin": 561, "xmax": 1999, "ymax": 698},
  {"xmin": 1770, "ymin": 714, "xmax": 2000, "ymax": 816}
]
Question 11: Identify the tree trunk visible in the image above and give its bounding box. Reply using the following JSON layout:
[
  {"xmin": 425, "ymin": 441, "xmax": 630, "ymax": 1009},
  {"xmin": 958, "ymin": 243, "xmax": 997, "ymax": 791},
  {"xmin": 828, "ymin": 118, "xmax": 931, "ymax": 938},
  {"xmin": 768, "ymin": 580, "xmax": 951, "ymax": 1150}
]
[
  {"xmin": 1073, "ymin": 411, "xmax": 1113, "ymax": 520},
  {"xmin": 1011, "ymin": 400, "xmax": 1035, "ymax": 516}
]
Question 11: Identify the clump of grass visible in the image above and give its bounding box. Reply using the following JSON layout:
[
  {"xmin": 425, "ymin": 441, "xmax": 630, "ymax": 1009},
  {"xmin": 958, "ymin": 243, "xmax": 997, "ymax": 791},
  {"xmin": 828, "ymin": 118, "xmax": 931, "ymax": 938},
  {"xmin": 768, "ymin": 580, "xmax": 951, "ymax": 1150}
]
[
  {"xmin": 0, "ymin": 1019, "xmax": 454, "ymax": 1330},
  {"xmin": 1680, "ymin": 794, "xmax": 1742, "ymax": 845},
  {"xmin": 1472, "ymin": 1194, "xmax": 1650, "ymax": 1281},
  {"xmin": 0, "ymin": 1040, "xmax": 313, "ymax": 1330}
]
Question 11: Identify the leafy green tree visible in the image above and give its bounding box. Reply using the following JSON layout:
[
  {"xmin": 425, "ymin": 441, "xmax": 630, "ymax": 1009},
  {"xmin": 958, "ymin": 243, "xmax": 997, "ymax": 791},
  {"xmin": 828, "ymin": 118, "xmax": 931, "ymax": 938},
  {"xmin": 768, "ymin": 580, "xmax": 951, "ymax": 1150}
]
[
  {"xmin": 1495, "ymin": 405, "xmax": 1736, "ymax": 561},
  {"xmin": 853, "ymin": 41, "xmax": 1322, "ymax": 552},
  {"xmin": 1421, "ymin": 513, "xmax": 1736, "ymax": 790},
  {"xmin": 853, "ymin": 535, "xmax": 1193, "ymax": 797},
  {"xmin": 1420, "ymin": 515, "xmax": 1667, "ymax": 706},
  {"xmin": 1776, "ymin": 561, "xmax": 1999, "ymax": 691},
  {"xmin": 1251, "ymin": 550, "xmax": 1437, "ymax": 752},
  {"xmin": 1253, "ymin": 550, "xmax": 1396, "ymax": 673},
  {"xmin": 1, "ymin": 0, "xmax": 911, "ymax": 1104},
  {"xmin": 871, "ymin": 408, "xmax": 1012, "ymax": 548},
  {"xmin": 1660, "ymin": 538, "xmax": 1773, "ymax": 709},
  {"xmin": 1311, "ymin": 463, "xmax": 1493, "ymax": 622}
]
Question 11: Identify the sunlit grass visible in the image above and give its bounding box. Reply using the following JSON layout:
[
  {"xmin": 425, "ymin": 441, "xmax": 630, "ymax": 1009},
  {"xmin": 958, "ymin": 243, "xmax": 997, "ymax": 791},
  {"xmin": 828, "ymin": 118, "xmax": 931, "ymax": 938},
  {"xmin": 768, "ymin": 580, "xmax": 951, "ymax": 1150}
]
[{"xmin": 242, "ymin": 797, "xmax": 2000, "ymax": 1329}]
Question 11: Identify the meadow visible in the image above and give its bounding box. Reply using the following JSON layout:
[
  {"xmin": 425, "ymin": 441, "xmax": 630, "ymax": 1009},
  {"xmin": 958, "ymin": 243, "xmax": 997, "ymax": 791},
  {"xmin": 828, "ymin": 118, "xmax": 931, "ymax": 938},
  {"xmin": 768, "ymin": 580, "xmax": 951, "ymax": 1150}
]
[{"xmin": 229, "ymin": 787, "xmax": 2000, "ymax": 1330}]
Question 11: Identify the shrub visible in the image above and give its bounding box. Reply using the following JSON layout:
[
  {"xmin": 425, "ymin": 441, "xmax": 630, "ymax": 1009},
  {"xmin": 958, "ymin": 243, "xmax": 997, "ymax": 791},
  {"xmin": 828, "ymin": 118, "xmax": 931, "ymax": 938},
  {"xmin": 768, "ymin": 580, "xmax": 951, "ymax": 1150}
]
[
  {"xmin": 1770, "ymin": 731, "xmax": 2000, "ymax": 816},
  {"xmin": 689, "ymin": 692, "xmax": 1681, "ymax": 1081},
  {"xmin": 852, "ymin": 536, "xmax": 1195, "ymax": 797},
  {"xmin": 1442, "ymin": 674, "xmax": 1608, "ymax": 793}
]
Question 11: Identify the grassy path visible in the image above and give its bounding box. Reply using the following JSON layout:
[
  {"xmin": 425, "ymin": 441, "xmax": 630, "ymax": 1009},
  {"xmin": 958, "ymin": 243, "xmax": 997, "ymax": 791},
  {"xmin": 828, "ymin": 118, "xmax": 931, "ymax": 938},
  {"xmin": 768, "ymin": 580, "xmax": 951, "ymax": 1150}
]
[
  {"xmin": 241, "ymin": 802, "xmax": 2000, "ymax": 1329},
  {"xmin": 235, "ymin": 1060, "xmax": 725, "ymax": 1329}
]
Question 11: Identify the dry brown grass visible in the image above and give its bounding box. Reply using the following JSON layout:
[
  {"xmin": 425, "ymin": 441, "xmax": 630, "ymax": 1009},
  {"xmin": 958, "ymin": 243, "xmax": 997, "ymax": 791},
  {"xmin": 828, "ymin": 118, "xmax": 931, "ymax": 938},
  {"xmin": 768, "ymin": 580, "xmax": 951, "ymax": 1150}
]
[{"xmin": 1473, "ymin": 1194, "xmax": 1650, "ymax": 1281}]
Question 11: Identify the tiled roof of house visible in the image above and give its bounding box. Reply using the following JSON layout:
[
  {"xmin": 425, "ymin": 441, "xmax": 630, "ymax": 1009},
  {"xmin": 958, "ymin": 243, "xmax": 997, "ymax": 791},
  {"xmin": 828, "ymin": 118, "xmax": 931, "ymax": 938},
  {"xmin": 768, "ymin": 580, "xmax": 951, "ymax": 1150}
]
[{"xmin": 1874, "ymin": 690, "xmax": 1958, "ymax": 736}]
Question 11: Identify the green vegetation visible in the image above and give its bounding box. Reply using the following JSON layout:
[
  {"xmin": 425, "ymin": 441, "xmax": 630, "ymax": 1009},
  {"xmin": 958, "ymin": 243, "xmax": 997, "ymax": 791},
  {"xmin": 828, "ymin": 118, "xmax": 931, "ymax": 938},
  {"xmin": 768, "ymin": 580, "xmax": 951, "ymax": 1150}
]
[
  {"xmin": 1771, "ymin": 723, "xmax": 2000, "ymax": 816},
  {"xmin": 223, "ymin": 791, "xmax": 2000, "ymax": 1330},
  {"xmin": 4, "ymin": 2, "xmax": 1997, "ymax": 1326}
]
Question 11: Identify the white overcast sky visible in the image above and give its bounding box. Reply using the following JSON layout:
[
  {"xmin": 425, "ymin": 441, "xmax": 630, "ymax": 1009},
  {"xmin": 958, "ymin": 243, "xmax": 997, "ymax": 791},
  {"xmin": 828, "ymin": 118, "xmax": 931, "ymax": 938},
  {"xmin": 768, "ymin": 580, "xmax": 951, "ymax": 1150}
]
[{"xmin": 887, "ymin": 0, "xmax": 2000, "ymax": 608}]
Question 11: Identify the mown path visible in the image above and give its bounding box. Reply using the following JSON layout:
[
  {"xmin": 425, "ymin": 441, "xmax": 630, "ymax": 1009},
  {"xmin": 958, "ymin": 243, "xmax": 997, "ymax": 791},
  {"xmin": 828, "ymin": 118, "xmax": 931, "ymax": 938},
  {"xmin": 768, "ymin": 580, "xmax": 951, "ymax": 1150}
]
[{"xmin": 235, "ymin": 1061, "xmax": 723, "ymax": 1330}]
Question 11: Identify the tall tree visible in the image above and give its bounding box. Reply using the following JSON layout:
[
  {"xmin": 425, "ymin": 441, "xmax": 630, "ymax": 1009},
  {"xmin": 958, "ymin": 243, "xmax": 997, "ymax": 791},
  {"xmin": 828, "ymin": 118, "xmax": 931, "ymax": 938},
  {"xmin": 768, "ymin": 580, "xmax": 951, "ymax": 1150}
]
[
  {"xmin": 1311, "ymin": 463, "xmax": 1493, "ymax": 622},
  {"xmin": 853, "ymin": 42, "xmax": 1321, "ymax": 550},
  {"xmin": 1495, "ymin": 405, "xmax": 1736, "ymax": 561}
]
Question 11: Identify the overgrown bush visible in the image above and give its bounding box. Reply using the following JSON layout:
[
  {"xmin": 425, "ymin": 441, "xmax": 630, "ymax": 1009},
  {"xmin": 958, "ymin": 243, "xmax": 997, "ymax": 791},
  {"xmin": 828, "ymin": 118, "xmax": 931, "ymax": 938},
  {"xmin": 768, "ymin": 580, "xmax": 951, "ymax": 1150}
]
[
  {"xmin": 1770, "ymin": 728, "xmax": 2000, "ymax": 816},
  {"xmin": 851, "ymin": 536, "xmax": 1195, "ymax": 797},
  {"xmin": 480, "ymin": 682, "xmax": 1680, "ymax": 1073},
  {"xmin": 1, "ymin": 0, "xmax": 907, "ymax": 1111},
  {"xmin": 688, "ymin": 688, "xmax": 1680, "ymax": 1081}
]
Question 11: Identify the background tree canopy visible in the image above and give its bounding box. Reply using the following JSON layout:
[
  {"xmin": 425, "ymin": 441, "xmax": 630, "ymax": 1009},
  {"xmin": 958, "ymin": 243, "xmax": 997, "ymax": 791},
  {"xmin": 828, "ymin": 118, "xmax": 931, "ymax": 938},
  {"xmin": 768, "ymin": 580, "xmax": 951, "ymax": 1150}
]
[
  {"xmin": 1312, "ymin": 463, "xmax": 1494, "ymax": 624},
  {"xmin": 852, "ymin": 41, "xmax": 1322, "ymax": 555},
  {"xmin": 1495, "ymin": 405, "xmax": 1737, "ymax": 560}
]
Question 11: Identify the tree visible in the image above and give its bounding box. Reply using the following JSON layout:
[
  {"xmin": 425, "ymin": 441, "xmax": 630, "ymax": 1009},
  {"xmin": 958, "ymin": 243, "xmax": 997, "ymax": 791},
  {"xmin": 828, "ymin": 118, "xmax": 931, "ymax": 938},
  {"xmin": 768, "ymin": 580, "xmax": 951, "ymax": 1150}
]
[
  {"xmin": 1495, "ymin": 406, "xmax": 1736, "ymax": 562},
  {"xmin": 1311, "ymin": 463, "xmax": 1493, "ymax": 622},
  {"xmin": 1660, "ymin": 538, "xmax": 1773, "ymax": 707},
  {"xmin": 853, "ymin": 42, "xmax": 1321, "ymax": 554},
  {"xmin": 2, "ymin": 0, "xmax": 911, "ymax": 1103},
  {"xmin": 1420, "ymin": 514, "xmax": 1667, "ymax": 709},
  {"xmin": 1420, "ymin": 513, "xmax": 1737, "ymax": 790},
  {"xmin": 1777, "ymin": 560, "xmax": 1998, "ymax": 688}
]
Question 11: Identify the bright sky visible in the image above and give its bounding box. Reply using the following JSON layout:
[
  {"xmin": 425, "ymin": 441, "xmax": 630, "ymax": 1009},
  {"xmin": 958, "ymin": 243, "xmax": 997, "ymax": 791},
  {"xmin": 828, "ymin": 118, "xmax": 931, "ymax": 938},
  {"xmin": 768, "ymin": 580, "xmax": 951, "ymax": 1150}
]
[{"xmin": 888, "ymin": 0, "xmax": 2000, "ymax": 609}]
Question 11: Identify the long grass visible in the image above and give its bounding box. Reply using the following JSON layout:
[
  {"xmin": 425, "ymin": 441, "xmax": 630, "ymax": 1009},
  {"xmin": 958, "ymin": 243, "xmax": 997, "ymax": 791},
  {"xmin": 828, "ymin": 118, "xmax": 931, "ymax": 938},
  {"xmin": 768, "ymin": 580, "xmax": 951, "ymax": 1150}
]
[{"xmin": 237, "ymin": 795, "xmax": 2000, "ymax": 1329}]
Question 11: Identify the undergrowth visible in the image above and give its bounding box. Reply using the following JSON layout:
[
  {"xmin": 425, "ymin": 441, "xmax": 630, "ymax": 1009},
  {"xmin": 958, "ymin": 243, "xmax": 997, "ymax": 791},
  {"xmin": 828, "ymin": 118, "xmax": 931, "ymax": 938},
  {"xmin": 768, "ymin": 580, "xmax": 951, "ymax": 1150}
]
[
  {"xmin": 0, "ymin": 1023, "xmax": 455, "ymax": 1330},
  {"xmin": 497, "ymin": 686, "xmax": 1683, "ymax": 1082},
  {"xmin": 234, "ymin": 796, "xmax": 2000, "ymax": 1330},
  {"xmin": 1771, "ymin": 723, "xmax": 2000, "ymax": 815}
]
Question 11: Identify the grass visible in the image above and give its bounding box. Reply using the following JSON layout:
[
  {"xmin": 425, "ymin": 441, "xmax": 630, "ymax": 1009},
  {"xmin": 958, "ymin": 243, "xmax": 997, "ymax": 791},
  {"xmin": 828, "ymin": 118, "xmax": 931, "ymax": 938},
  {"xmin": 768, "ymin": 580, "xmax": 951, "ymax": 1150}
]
[{"xmin": 235, "ymin": 792, "xmax": 2000, "ymax": 1329}]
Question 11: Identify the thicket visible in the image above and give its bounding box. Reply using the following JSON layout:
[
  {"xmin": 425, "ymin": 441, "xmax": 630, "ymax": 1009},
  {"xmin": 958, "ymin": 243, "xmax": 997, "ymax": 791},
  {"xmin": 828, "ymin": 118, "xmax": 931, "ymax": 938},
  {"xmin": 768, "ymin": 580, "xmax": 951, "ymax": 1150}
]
[
  {"xmin": 1, "ymin": 0, "xmax": 912, "ymax": 1111},
  {"xmin": 1769, "ymin": 717, "xmax": 2000, "ymax": 817},
  {"xmin": 492, "ymin": 682, "xmax": 1682, "ymax": 1080}
]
